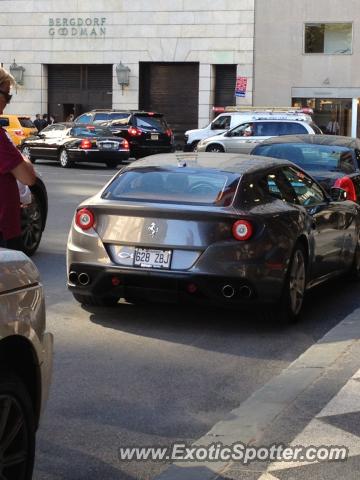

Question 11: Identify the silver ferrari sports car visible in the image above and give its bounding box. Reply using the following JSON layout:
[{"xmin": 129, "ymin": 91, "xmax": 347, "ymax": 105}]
[{"xmin": 66, "ymin": 152, "xmax": 360, "ymax": 322}]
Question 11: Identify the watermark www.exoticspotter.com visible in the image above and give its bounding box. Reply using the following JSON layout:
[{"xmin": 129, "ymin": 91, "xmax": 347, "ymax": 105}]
[{"xmin": 118, "ymin": 442, "xmax": 348, "ymax": 464}]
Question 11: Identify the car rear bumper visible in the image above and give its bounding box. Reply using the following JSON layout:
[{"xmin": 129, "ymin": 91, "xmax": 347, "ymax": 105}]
[
  {"xmin": 67, "ymin": 149, "xmax": 130, "ymax": 162},
  {"xmin": 131, "ymin": 144, "xmax": 174, "ymax": 157},
  {"xmin": 67, "ymin": 262, "xmax": 284, "ymax": 306}
]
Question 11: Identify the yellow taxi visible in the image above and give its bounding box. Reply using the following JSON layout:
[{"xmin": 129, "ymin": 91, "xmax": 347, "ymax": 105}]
[{"xmin": 0, "ymin": 114, "xmax": 38, "ymax": 146}]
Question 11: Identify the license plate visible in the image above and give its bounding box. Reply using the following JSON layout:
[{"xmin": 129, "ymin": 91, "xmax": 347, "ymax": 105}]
[
  {"xmin": 150, "ymin": 133, "xmax": 159, "ymax": 140},
  {"xmin": 134, "ymin": 248, "xmax": 172, "ymax": 269},
  {"xmin": 99, "ymin": 142, "xmax": 117, "ymax": 150}
]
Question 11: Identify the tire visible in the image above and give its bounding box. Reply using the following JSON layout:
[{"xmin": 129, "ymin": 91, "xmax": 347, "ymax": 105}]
[
  {"xmin": 72, "ymin": 293, "xmax": 119, "ymax": 307},
  {"xmin": 59, "ymin": 149, "xmax": 72, "ymax": 168},
  {"xmin": 206, "ymin": 144, "xmax": 224, "ymax": 153},
  {"xmin": 0, "ymin": 372, "xmax": 36, "ymax": 480},
  {"xmin": 21, "ymin": 191, "xmax": 43, "ymax": 257},
  {"xmin": 105, "ymin": 160, "xmax": 119, "ymax": 169},
  {"xmin": 270, "ymin": 244, "xmax": 307, "ymax": 324},
  {"xmin": 190, "ymin": 141, "xmax": 199, "ymax": 152},
  {"xmin": 21, "ymin": 146, "xmax": 35, "ymax": 163}
]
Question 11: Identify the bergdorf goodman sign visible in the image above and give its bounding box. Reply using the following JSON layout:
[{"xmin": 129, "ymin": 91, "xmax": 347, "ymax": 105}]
[{"xmin": 49, "ymin": 17, "xmax": 106, "ymax": 37}]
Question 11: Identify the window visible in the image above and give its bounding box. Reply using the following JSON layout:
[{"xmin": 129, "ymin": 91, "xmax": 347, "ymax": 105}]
[
  {"xmin": 0, "ymin": 118, "xmax": 9, "ymax": 127},
  {"xmin": 304, "ymin": 23, "xmax": 352, "ymax": 54},
  {"xmin": 102, "ymin": 169, "xmax": 240, "ymax": 206},
  {"xmin": 282, "ymin": 167, "xmax": 326, "ymax": 206},
  {"xmin": 76, "ymin": 113, "xmax": 92, "ymax": 124},
  {"xmin": 18, "ymin": 118, "xmax": 36, "ymax": 128},
  {"xmin": 253, "ymin": 143, "xmax": 356, "ymax": 175},
  {"xmin": 211, "ymin": 115, "xmax": 231, "ymax": 130},
  {"xmin": 134, "ymin": 115, "xmax": 168, "ymax": 132}
]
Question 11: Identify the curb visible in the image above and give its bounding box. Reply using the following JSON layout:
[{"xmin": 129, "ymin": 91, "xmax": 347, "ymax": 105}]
[{"xmin": 155, "ymin": 309, "xmax": 360, "ymax": 480}]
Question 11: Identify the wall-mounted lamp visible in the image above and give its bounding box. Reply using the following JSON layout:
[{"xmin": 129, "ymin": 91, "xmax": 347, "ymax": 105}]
[
  {"xmin": 9, "ymin": 59, "xmax": 25, "ymax": 85},
  {"xmin": 116, "ymin": 62, "xmax": 130, "ymax": 94}
]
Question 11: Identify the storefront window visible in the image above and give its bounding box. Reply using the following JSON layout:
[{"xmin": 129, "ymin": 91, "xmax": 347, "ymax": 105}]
[
  {"xmin": 304, "ymin": 23, "xmax": 352, "ymax": 54},
  {"xmin": 292, "ymin": 98, "xmax": 352, "ymax": 136}
]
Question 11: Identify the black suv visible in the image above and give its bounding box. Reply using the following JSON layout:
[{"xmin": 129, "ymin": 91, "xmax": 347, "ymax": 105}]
[{"xmin": 74, "ymin": 110, "xmax": 174, "ymax": 159}]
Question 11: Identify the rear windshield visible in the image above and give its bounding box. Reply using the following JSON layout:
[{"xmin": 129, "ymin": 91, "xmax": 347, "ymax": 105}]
[
  {"xmin": 93, "ymin": 112, "xmax": 129, "ymax": 123},
  {"xmin": 0, "ymin": 118, "xmax": 9, "ymax": 127},
  {"xmin": 19, "ymin": 117, "xmax": 35, "ymax": 128},
  {"xmin": 134, "ymin": 115, "xmax": 168, "ymax": 132},
  {"xmin": 102, "ymin": 168, "xmax": 240, "ymax": 206},
  {"xmin": 253, "ymin": 143, "xmax": 356, "ymax": 174},
  {"xmin": 70, "ymin": 126, "xmax": 113, "ymax": 137}
]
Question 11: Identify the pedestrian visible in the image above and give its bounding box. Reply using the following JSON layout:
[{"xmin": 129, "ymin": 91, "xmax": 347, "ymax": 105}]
[
  {"xmin": 34, "ymin": 113, "xmax": 42, "ymax": 131},
  {"xmin": 326, "ymin": 115, "xmax": 340, "ymax": 135},
  {"xmin": 49, "ymin": 114, "xmax": 55, "ymax": 125},
  {"xmin": 0, "ymin": 66, "xmax": 36, "ymax": 250},
  {"xmin": 66, "ymin": 113, "xmax": 74, "ymax": 122},
  {"xmin": 42, "ymin": 113, "xmax": 50, "ymax": 128}
]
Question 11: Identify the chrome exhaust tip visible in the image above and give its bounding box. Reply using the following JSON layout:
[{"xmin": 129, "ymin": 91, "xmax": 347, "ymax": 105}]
[
  {"xmin": 222, "ymin": 284, "xmax": 235, "ymax": 299},
  {"xmin": 239, "ymin": 285, "xmax": 252, "ymax": 298},
  {"xmin": 78, "ymin": 272, "xmax": 91, "ymax": 286},
  {"xmin": 69, "ymin": 271, "xmax": 78, "ymax": 285}
]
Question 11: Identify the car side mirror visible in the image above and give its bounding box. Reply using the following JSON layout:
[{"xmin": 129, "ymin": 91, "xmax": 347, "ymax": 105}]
[
  {"xmin": 330, "ymin": 187, "xmax": 347, "ymax": 201},
  {"xmin": 38, "ymin": 133, "xmax": 45, "ymax": 138}
]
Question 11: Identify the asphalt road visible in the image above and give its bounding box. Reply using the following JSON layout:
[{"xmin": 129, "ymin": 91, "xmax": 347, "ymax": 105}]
[{"xmin": 31, "ymin": 160, "xmax": 360, "ymax": 480}]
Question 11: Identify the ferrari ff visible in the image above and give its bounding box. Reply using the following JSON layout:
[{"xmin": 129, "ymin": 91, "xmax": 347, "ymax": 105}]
[{"xmin": 66, "ymin": 152, "xmax": 360, "ymax": 323}]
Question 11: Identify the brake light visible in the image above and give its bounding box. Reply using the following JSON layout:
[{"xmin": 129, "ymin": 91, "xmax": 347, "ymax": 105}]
[
  {"xmin": 75, "ymin": 208, "xmax": 95, "ymax": 230},
  {"xmin": 80, "ymin": 139, "xmax": 92, "ymax": 149},
  {"xmin": 14, "ymin": 129, "xmax": 24, "ymax": 136},
  {"xmin": 165, "ymin": 128, "xmax": 172, "ymax": 137},
  {"xmin": 122, "ymin": 139, "xmax": 129, "ymax": 150},
  {"xmin": 148, "ymin": 112, "xmax": 155, "ymax": 116},
  {"xmin": 334, "ymin": 176, "xmax": 357, "ymax": 202},
  {"xmin": 232, "ymin": 220, "xmax": 253, "ymax": 241},
  {"xmin": 128, "ymin": 126, "xmax": 142, "ymax": 136}
]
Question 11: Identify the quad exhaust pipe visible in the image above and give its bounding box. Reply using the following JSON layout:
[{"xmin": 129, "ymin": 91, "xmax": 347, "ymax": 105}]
[
  {"xmin": 69, "ymin": 271, "xmax": 91, "ymax": 286},
  {"xmin": 221, "ymin": 284, "xmax": 253, "ymax": 299}
]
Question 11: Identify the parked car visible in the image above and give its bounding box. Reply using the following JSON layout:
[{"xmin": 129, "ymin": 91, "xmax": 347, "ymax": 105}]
[
  {"xmin": 21, "ymin": 123, "xmax": 130, "ymax": 168},
  {"xmin": 184, "ymin": 107, "xmax": 319, "ymax": 151},
  {"xmin": 196, "ymin": 118, "xmax": 322, "ymax": 154},
  {"xmin": 0, "ymin": 115, "xmax": 38, "ymax": 146},
  {"xmin": 0, "ymin": 248, "xmax": 53, "ymax": 479},
  {"xmin": 21, "ymin": 175, "xmax": 48, "ymax": 256},
  {"xmin": 251, "ymin": 135, "xmax": 360, "ymax": 203},
  {"xmin": 75, "ymin": 109, "xmax": 174, "ymax": 159},
  {"xmin": 66, "ymin": 152, "xmax": 360, "ymax": 323}
]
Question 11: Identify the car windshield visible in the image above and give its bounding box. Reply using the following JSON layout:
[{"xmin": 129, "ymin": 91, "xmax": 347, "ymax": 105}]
[
  {"xmin": 70, "ymin": 126, "xmax": 113, "ymax": 137},
  {"xmin": 253, "ymin": 143, "xmax": 356, "ymax": 174},
  {"xmin": 102, "ymin": 168, "xmax": 240, "ymax": 206},
  {"xmin": 134, "ymin": 115, "xmax": 168, "ymax": 132},
  {"xmin": 19, "ymin": 118, "xmax": 36, "ymax": 128},
  {"xmin": 93, "ymin": 112, "xmax": 129, "ymax": 123}
]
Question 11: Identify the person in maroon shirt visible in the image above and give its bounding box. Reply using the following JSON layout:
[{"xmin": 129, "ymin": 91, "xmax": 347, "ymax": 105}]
[{"xmin": 0, "ymin": 67, "xmax": 36, "ymax": 250}]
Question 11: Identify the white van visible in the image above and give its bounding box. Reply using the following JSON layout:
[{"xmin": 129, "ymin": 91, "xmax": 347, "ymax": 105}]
[{"xmin": 183, "ymin": 106, "xmax": 316, "ymax": 151}]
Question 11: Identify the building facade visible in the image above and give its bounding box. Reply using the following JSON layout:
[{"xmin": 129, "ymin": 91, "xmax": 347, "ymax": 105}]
[
  {"xmin": 254, "ymin": 0, "xmax": 360, "ymax": 136},
  {"xmin": 1, "ymin": 0, "xmax": 255, "ymax": 142}
]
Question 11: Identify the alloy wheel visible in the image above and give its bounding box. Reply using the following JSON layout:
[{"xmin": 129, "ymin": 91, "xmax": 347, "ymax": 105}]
[
  {"xmin": 21, "ymin": 146, "xmax": 31, "ymax": 159},
  {"xmin": 288, "ymin": 249, "xmax": 306, "ymax": 315},
  {"xmin": 21, "ymin": 194, "xmax": 42, "ymax": 256},
  {"xmin": 59, "ymin": 150, "xmax": 70, "ymax": 168},
  {"xmin": 206, "ymin": 144, "xmax": 224, "ymax": 153},
  {"xmin": 0, "ymin": 394, "xmax": 29, "ymax": 479}
]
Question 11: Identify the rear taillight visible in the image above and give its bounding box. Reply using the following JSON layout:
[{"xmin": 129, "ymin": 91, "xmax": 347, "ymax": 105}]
[
  {"xmin": 80, "ymin": 139, "xmax": 92, "ymax": 149},
  {"xmin": 14, "ymin": 129, "xmax": 24, "ymax": 136},
  {"xmin": 122, "ymin": 139, "xmax": 129, "ymax": 150},
  {"xmin": 128, "ymin": 126, "xmax": 142, "ymax": 136},
  {"xmin": 165, "ymin": 128, "xmax": 173, "ymax": 137},
  {"xmin": 232, "ymin": 220, "xmax": 253, "ymax": 241},
  {"xmin": 75, "ymin": 208, "xmax": 95, "ymax": 230},
  {"xmin": 212, "ymin": 106, "xmax": 225, "ymax": 113},
  {"xmin": 334, "ymin": 176, "xmax": 357, "ymax": 202}
]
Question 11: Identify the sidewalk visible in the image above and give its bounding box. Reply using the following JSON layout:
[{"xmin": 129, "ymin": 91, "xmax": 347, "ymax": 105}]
[{"xmin": 156, "ymin": 309, "xmax": 360, "ymax": 480}]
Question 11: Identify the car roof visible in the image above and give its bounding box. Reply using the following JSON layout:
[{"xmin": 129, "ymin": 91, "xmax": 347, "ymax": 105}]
[
  {"xmin": 255, "ymin": 134, "xmax": 358, "ymax": 148},
  {"xmin": 124, "ymin": 152, "xmax": 293, "ymax": 175}
]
